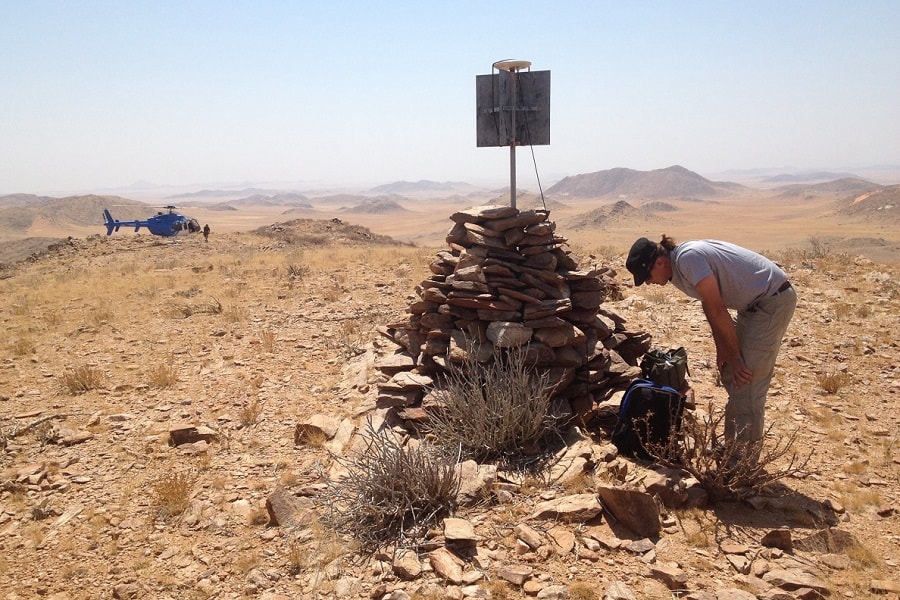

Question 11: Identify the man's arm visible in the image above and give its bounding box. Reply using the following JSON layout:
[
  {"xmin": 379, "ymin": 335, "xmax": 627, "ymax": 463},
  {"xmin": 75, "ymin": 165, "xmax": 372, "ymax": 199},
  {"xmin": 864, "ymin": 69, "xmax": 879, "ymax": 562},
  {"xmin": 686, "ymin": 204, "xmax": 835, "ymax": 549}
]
[{"xmin": 694, "ymin": 274, "xmax": 752, "ymax": 386}]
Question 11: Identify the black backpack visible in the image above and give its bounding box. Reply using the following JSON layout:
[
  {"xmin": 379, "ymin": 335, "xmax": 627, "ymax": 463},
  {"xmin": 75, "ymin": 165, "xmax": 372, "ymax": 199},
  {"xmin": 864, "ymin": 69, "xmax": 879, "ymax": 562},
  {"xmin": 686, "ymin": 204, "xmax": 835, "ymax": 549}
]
[{"xmin": 611, "ymin": 378, "xmax": 685, "ymax": 460}]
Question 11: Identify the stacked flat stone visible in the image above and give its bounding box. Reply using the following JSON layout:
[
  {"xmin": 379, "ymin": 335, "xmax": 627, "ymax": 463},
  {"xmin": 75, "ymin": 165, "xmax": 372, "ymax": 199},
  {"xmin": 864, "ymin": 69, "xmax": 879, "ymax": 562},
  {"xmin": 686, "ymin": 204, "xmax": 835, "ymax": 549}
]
[{"xmin": 376, "ymin": 205, "xmax": 650, "ymax": 423}]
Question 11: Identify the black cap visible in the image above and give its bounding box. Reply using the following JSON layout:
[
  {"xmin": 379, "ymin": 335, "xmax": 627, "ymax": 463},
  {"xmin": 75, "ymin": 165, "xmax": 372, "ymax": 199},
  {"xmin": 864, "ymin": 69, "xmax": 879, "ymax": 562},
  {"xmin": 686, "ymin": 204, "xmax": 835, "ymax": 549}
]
[{"xmin": 626, "ymin": 237, "xmax": 658, "ymax": 286}]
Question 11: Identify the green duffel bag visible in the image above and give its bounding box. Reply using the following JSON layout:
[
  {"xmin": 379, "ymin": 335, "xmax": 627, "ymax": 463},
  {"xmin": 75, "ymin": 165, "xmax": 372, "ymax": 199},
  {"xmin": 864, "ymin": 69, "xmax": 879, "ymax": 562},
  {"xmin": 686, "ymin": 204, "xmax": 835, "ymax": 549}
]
[{"xmin": 640, "ymin": 347, "xmax": 690, "ymax": 392}]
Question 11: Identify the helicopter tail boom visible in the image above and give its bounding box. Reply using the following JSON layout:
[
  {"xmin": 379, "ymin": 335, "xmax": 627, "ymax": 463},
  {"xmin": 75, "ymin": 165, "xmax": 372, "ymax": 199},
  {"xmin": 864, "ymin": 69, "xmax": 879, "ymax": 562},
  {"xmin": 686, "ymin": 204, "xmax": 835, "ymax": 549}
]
[
  {"xmin": 103, "ymin": 209, "xmax": 119, "ymax": 235},
  {"xmin": 103, "ymin": 209, "xmax": 145, "ymax": 235}
]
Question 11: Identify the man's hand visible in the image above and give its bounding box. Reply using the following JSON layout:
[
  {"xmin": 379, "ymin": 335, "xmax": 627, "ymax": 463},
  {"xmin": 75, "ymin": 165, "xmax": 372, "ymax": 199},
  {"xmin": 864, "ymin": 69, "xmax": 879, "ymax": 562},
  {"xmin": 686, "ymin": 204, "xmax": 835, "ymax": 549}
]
[
  {"xmin": 695, "ymin": 274, "xmax": 753, "ymax": 387},
  {"xmin": 720, "ymin": 355, "xmax": 752, "ymax": 387}
]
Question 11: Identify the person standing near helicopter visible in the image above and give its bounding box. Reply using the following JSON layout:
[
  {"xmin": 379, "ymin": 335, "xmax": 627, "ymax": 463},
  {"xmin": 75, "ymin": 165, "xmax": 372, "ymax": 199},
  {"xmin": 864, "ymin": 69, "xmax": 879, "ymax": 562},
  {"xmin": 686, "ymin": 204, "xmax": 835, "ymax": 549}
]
[{"xmin": 203, "ymin": 224, "xmax": 210, "ymax": 242}]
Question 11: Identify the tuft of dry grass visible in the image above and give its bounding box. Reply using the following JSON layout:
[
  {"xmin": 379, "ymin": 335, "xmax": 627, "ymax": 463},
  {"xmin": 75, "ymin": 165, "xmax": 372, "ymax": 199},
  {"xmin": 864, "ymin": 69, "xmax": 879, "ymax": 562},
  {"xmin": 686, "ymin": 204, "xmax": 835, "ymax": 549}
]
[
  {"xmin": 258, "ymin": 329, "xmax": 276, "ymax": 353},
  {"xmin": 10, "ymin": 336, "xmax": 36, "ymax": 356},
  {"xmin": 148, "ymin": 359, "xmax": 179, "ymax": 388},
  {"xmin": 832, "ymin": 481, "xmax": 883, "ymax": 512},
  {"xmin": 676, "ymin": 507, "xmax": 716, "ymax": 548},
  {"xmin": 426, "ymin": 345, "xmax": 559, "ymax": 464},
  {"xmin": 61, "ymin": 365, "xmax": 106, "ymax": 394},
  {"xmin": 319, "ymin": 420, "xmax": 459, "ymax": 552},
  {"xmin": 641, "ymin": 286, "xmax": 670, "ymax": 304},
  {"xmin": 239, "ymin": 397, "xmax": 264, "ymax": 428},
  {"xmin": 151, "ymin": 469, "xmax": 197, "ymax": 522},
  {"xmin": 817, "ymin": 371, "xmax": 852, "ymax": 394}
]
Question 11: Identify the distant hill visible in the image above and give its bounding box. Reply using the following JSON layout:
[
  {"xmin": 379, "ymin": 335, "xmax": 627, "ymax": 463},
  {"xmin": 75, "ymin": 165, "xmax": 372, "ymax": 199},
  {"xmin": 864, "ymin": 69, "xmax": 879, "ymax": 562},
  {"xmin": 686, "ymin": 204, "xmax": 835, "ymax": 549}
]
[
  {"xmin": 481, "ymin": 191, "xmax": 568, "ymax": 212},
  {"xmin": 342, "ymin": 197, "xmax": 410, "ymax": 214},
  {"xmin": 368, "ymin": 180, "xmax": 473, "ymax": 195},
  {"xmin": 308, "ymin": 194, "xmax": 371, "ymax": 207},
  {"xmin": 229, "ymin": 193, "xmax": 311, "ymax": 208},
  {"xmin": 0, "ymin": 194, "xmax": 151, "ymax": 236},
  {"xmin": 763, "ymin": 171, "xmax": 860, "ymax": 183},
  {"xmin": 0, "ymin": 193, "xmax": 55, "ymax": 208},
  {"xmin": 166, "ymin": 188, "xmax": 276, "ymax": 199},
  {"xmin": 251, "ymin": 218, "xmax": 410, "ymax": 247},
  {"xmin": 836, "ymin": 184, "xmax": 900, "ymax": 223},
  {"xmin": 774, "ymin": 177, "xmax": 880, "ymax": 199},
  {"xmin": 562, "ymin": 200, "xmax": 666, "ymax": 231},
  {"xmin": 546, "ymin": 165, "xmax": 743, "ymax": 199}
]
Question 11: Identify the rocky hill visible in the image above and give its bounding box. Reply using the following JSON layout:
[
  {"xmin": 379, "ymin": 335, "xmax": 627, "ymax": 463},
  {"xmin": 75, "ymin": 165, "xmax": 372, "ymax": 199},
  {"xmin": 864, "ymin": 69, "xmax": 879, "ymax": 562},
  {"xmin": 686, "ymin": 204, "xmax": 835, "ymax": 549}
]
[
  {"xmin": 836, "ymin": 184, "xmax": 900, "ymax": 222},
  {"xmin": 0, "ymin": 195, "xmax": 151, "ymax": 238},
  {"xmin": 775, "ymin": 178, "xmax": 881, "ymax": 199},
  {"xmin": 546, "ymin": 165, "xmax": 744, "ymax": 199},
  {"xmin": 563, "ymin": 200, "xmax": 667, "ymax": 231},
  {"xmin": 0, "ymin": 215, "xmax": 898, "ymax": 599}
]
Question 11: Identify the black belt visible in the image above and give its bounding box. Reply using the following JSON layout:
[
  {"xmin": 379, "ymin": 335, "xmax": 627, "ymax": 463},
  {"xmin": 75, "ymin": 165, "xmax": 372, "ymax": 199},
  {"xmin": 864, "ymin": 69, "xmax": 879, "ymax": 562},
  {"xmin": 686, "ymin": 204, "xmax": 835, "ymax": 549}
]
[
  {"xmin": 747, "ymin": 281, "xmax": 792, "ymax": 312},
  {"xmin": 772, "ymin": 280, "xmax": 792, "ymax": 296}
]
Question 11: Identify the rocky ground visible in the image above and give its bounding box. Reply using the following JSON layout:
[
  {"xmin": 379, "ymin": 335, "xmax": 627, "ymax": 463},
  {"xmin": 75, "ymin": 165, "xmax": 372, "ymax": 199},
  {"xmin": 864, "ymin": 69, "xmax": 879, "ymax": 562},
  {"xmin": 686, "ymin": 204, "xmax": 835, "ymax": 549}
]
[{"xmin": 0, "ymin": 220, "xmax": 898, "ymax": 600}]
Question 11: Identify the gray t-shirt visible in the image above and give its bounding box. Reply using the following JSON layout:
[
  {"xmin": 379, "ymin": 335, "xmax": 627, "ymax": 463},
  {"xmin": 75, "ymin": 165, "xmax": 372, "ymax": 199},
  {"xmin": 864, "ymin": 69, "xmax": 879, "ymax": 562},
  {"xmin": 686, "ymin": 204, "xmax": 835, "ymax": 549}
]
[{"xmin": 669, "ymin": 240, "xmax": 788, "ymax": 311}]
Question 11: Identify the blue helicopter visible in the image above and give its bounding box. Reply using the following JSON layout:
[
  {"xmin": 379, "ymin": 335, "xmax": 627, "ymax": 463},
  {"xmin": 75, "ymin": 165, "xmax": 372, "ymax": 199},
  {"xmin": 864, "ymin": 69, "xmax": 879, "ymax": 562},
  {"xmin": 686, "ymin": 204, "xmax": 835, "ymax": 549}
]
[{"xmin": 103, "ymin": 205, "xmax": 202, "ymax": 237}]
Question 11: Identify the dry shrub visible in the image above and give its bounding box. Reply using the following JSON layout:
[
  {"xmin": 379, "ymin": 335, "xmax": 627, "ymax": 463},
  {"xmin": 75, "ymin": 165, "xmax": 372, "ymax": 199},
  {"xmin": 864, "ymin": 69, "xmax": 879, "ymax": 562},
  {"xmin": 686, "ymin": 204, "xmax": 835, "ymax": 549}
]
[
  {"xmin": 642, "ymin": 286, "xmax": 669, "ymax": 304},
  {"xmin": 676, "ymin": 507, "xmax": 716, "ymax": 548},
  {"xmin": 61, "ymin": 365, "xmax": 106, "ymax": 394},
  {"xmin": 239, "ymin": 397, "xmax": 263, "ymax": 428},
  {"xmin": 319, "ymin": 420, "xmax": 459, "ymax": 552},
  {"xmin": 426, "ymin": 345, "xmax": 559, "ymax": 464},
  {"xmin": 152, "ymin": 469, "xmax": 197, "ymax": 521},
  {"xmin": 817, "ymin": 371, "xmax": 852, "ymax": 394},
  {"xmin": 286, "ymin": 263, "xmax": 309, "ymax": 285},
  {"xmin": 647, "ymin": 401, "xmax": 811, "ymax": 503},
  {"xmin": 833, "ymin": 303, "xmax": 852, "ymax": 319},
  {"xmin": 257, "ymin": 329, "xmax": 276, "ymax": 353},
  {"xmin": 148, "ymin": 359, "xmax": 179, "ymax": 388},
  {"xmin": 11, "ymin": 337, "xmax": 35, "ymax": 356},
  {"xmin": 569, "ymin": 581, "xmax": 597, "ymax": 600},
  {"xmin": 283, "ymin": 520, "xmax": 346, "ymax": 576},
  {"xmin": 223, "ymin": 301, "xmax": 248, "ymax": 322},
  {"xmin": 806, "ymin": 235, "xmax": 831, "ymax": 260},
  {"xmin": 170, "ymin": 297, "xmax": 222, "ymax": 319},
  {"xmin": 336, "ymin": 319, "xmax": 367, "ymax": 358}
]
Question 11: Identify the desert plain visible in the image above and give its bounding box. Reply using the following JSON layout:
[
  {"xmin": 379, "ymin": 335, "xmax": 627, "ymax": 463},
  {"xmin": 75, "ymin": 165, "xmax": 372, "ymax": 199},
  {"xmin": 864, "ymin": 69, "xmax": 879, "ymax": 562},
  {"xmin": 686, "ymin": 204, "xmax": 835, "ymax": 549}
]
[{"xmin": 1, "ymin": 168, "xmax": 899, "ymax": 599}]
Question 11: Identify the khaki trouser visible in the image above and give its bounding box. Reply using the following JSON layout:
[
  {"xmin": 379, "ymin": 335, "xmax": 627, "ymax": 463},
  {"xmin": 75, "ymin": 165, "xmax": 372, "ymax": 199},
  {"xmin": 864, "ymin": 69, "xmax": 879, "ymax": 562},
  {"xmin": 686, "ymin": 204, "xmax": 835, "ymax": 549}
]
[{"xmin": 721, "ymin": 286, "xmax": 797, "ymax": 461}]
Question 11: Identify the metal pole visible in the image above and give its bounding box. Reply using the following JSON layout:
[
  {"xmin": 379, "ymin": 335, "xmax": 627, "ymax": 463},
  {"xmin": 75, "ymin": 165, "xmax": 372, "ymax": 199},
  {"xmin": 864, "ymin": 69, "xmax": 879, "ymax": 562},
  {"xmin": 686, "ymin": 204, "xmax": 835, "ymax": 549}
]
[{"xmin": 509, "ymin": 69, "xmax": 517, "ymax": 209}]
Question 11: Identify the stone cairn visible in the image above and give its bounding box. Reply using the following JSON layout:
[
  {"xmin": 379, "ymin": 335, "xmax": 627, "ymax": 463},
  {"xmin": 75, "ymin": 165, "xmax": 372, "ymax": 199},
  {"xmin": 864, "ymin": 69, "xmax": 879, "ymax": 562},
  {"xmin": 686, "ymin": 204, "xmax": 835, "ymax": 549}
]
[{"xmin": 375, "ymin": 205, "xmax": 651, "ymax": 428}]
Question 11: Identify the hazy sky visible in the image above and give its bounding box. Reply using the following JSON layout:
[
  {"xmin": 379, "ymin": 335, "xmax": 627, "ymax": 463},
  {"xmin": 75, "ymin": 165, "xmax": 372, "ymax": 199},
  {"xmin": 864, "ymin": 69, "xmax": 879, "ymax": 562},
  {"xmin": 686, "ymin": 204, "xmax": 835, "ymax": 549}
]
[{"xmin": 2, "ymin": 1, "xmax": 899, "ymax": 194}]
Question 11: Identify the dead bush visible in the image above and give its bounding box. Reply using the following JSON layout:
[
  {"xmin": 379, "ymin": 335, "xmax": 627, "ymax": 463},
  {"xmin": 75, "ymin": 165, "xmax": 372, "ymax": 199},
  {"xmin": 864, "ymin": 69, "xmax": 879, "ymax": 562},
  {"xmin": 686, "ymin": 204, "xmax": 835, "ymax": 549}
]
[
  {"xmin": 319, "ymin": 420, "xmax": 459, "ymax": 552},
  {"xmin": 426, "ymin": 345, "xmax": 560, "ymax": 464},
  {"xmin": 817, "ymin": 371, "xmax": 852, "ymax": 394},
  {"xmin": 148, "ymin": 359, "xmax": 179, "ymax": 388},
  {"xmin": 646, "ymin": 401, "xmax": 811, "ymax": 502},
  {"xmin": 61, "ymin": 365, "xmax": 106, "ymax": 394},
  {"xmin": 152, "ymin": 469, "xmax": 197, "ymax": 522}
]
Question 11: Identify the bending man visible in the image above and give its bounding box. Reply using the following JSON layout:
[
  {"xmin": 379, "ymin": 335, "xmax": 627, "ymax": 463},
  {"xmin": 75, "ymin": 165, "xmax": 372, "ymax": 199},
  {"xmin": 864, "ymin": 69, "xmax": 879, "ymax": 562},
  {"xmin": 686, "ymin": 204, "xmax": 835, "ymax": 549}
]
[{"xmin": 626, "ymin": 235, "xmax": 796, "ymax": 463}]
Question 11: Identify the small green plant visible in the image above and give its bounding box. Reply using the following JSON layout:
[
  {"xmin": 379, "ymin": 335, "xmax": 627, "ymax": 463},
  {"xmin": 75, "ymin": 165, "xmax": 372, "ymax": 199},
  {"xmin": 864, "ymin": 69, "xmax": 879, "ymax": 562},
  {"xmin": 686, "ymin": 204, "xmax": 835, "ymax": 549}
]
[
  {"xmin": 61, "ymin": 365, "xmax": 106, "ymax": 394},
  {"xmin": 817, "ymin": 371, "xmax": 852, "ymax": 394},
  {"xmin": 152, "ymin": 469, "xmax": 196, "ymax": 521},
  {"xmin": 319, "ymin": 420, "xmax": 459, "ymax": 552}
]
